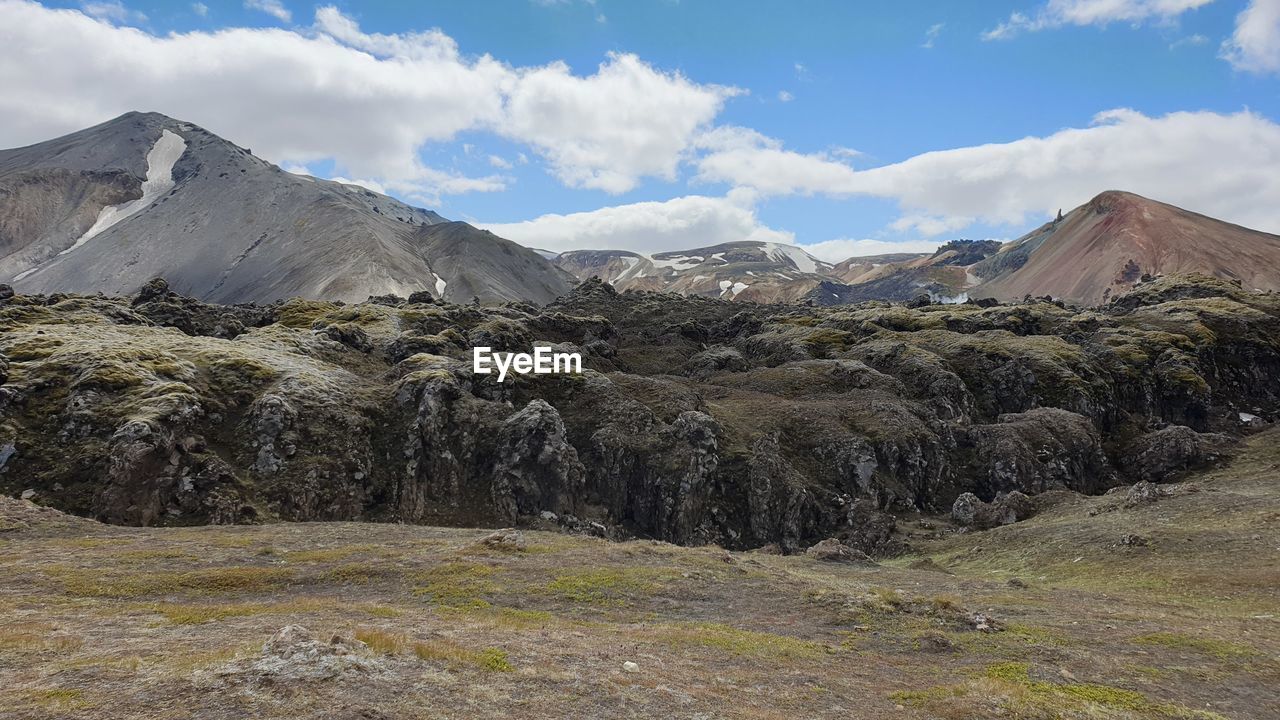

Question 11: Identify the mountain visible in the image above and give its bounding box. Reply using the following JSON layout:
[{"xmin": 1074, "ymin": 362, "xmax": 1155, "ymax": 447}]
[
  {"xmin": 554, "ymin": 240, "xmax": 833, "ymax": 303},
  {"xmin": 829, "ymin": 252, "xmax": 930, "ymax": 283},
  {"xmin": 807, "ymin": 240, "xmax": 1003, "ymax": 306},
  {"xmin": 0, "ymin": 111, "xmax": 573, "ymax": 304},
  {"xmin": 970, "ymin": 191, "xmax": 1280, "ymax": 305}
]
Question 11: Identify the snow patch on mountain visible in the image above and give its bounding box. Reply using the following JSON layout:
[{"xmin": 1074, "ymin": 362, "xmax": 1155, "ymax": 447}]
[
  {"xmin": 59, "ymin": 130, "xmax": 186, "ymax": 256},
  {"xmin": 765, "ymin": 242, "xmax": 823, "ymax": 274}
]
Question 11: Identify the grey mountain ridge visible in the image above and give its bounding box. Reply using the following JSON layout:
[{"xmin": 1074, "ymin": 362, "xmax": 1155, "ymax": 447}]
[{"xmin": 0, "ymin": 111, "xmax": 574, "ymax": 304}]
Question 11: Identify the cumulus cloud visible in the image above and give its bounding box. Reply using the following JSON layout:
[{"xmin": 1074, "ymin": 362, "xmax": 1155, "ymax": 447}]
[
  {"xmin": 191, "ymin": 2, "xmax": 207, "ymax": 17},
  {"xmin": 244, "ymin": 0, "xmax": 290, "ymax": 23},
  {"xmin": 984, "ymin": 0, "xmax": 1214, "ymax": 40},
  {"xmin": 0, "ymin": 1, "xmax": 737, "ymax": 201},
  {"xmin": 500, "ymin": 53, "xmax": 739, "ymax": 193},
  {"xmin": 694, "ymin": 125, "xmax": 861, "ymax": 196},
  {"xmin": 1221, "ymin": 0, "xmax": 1280, "ymax": 74},
  {"xmin": 694, "ymin": 109, "xmax": 1280, "ymax": 235},
  {"xmin": 477, "ymin": 194, "xmax": 793, "ymax": 255},
  {"xmin": 800, "ymin": 238, "xmax": 944, "ymax": 263}
]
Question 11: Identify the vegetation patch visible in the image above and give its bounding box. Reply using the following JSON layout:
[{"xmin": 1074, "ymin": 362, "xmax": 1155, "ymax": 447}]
[
  {"xmin": 649, "ymin": 622, "xmax": 827, "ymax": 660},
  {"xmin": 413, "ymin": 562, "xmax": 499, "ymax": 607},
  {"xmin": 542, "ymin": 566, "xmax": 672, "ymax": 606},
  {"xmin": 54, "ymin": 565, "xmax": 294, "ymax": 598},
  {"xmin": 1132, "ymin": 632, "xmax": 1255, "ymax": 660}
]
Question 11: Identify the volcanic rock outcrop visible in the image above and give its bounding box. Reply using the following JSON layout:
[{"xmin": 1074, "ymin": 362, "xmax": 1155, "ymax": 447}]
[{"xmin": 0, "ymin": 273, "xmax": 1275, "ymax": 550}]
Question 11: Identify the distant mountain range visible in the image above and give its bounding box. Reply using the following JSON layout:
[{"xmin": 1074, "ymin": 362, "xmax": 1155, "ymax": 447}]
[
  {"xmin": 0, "ymin": 112, "xmax": 574, "ymax": 304},
  {"xmin": 551, "ymin": 192, "xmax": 1280, "ymax": 306},
  {"xmin": 4, "ymin": 113, "xmax": 1279, "ymax": 308}
]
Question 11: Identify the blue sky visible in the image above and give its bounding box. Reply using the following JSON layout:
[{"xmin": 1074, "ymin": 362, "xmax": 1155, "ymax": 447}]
[{"xmin": 5, "ymin": 0, "xmax": 1280, "ymax": 259}]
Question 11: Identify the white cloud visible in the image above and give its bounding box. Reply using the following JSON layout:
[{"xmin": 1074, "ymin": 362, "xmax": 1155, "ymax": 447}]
[
  {"xmin": 488, "ymin": 154, "xmax": 513, "ymax": 169},
  {"xmin": 694, "ymin": 125, "xmax": 861, "ymax": 196},
  {"xmin": 191, "ymin": 2, "xmax": 207, "ymax": 17},
  {"xmin": 500, "ymin": 52, "xmax": 740, "ymax": 193},
  {"xmin": 889, "ymin": 214, "xmax": 975, "ymax": 237},
  {"xmin": 244, "ymin": 0, "xmax": 290, "ymax": 23},
  {"xmin": 777, "ymin": 90, "xmax": 794, "ymax": 102},
  {"xmin": 1169, "ymin": 32, "xmax": 1208, "ymax": 48},
  {"xmin": 984, "ymin": 0, "xmax": 1214, "ymax": 40},
  {"xmin": 922, "ymin": 22, "xmax": 944, "ymax": 48},
  {"xmin": 478, "ymin": 194, "xmax": 793, "ymax": 255},
  {"xmin": 0, "ymin": 2, "xmax": 739, "ymax": 202},
  {"xmin": 694, "ymin": 109, "xmax": 1280, "ymax": 235},
  {"xmin": 1221, "ymin": 0, "xmax": 1280, "ymax": 74},
  {"xmin": 801, "ymin": 238, "xmax": 943, "ymax": 263}
]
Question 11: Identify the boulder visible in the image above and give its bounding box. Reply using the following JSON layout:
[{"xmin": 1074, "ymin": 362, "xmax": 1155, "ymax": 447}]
[
  {"xmin": 805, "ymin": 538, "xmax": 874, "ymax": 564},
  {"xmin": 951, "ymin": 491, "xmax": 1035, "ymax": 530},
  {"xmin": 1124, "ymin": 426, "xmax": 1233, "ymax": 483},
  {"xmin": 216, "ymin": 625, "xmax": 383, "ymax": 684},
  {"xmin": 491, "ymin": 400, "xmax": 586, "ymax": 522}
]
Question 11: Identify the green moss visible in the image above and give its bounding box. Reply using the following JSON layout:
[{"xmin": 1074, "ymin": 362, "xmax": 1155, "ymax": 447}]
[
  {"xmin": 543, "ymin": 567, "xmax": 670, "ymax": 606},
  {"xmin": 803, "ymin": 328, "xmax": 857, "ymax": 356},
  {"xmin": 413, "ymin": 562, "xmax": 498, "ymax": 607},
  {"xmin": 651, "ymin": 622, "xmax": 827, "ymax": 660},
  {"xmin": 984, "ymin": 661, "xmax": 1030, "ymax": 682},
  {"xmin": 412, "ymin": 639, "xmax": 514, "ymax": 672},
  {"xmin": 275, "ymin": 299, "xmax": 340, "ymax": 328},
  {"xmin": 1132, "ymin": 632, "xmax": 1254, "ymax": 659}
]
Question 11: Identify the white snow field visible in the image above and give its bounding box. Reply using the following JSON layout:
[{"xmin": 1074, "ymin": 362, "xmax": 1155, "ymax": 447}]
[{"xmin": 59, "ymin": 130, "xmax": 186, "ymax": 256}]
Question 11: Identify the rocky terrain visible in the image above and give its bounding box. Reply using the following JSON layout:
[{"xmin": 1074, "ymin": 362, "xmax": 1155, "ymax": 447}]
[
  {"xmin": 553, "ymin": 241, "xmax": 834, "ymax": 304},
  {"xmin": 0, "ymin": 428, "xmax": 1276, "ymax": 718},
  {"xmin": 2, "ymin": 270, "xmax": 1279, "ymax": 718},
  {"xmin": 0, "ymin": 271, "xmax": 1275, "ymax": 553},
  {"xmin": 0, "ymin": 112, "xmax": 573, "ymax": 304}
]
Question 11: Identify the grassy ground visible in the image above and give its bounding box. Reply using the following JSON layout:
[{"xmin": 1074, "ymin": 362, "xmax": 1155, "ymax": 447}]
[{"xmin": 2, "ymin": 433, "xmax": 1277, "ymax": 719}]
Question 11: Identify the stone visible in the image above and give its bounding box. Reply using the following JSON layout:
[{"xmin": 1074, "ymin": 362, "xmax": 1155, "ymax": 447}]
[
  {"xmin": 951, "ymin": 491, "xmax": 1035, "ymax": 530},
  {"xmin": 479, "ymin": 528, "xmax": 527, "ymax": 552},
  {"xmin": 970, "ymin": 613, "xmax": 1002, "ymax": 633},
  {"xmin": 215, "ymin": 625, "xmax": 383, "ymax": 684},
  {"xmin": 1124, "ymin": 426, "xmax": 1233, "ymax": 483},
  {"xmin": 805, "ymin": 538, "xmax": 874, "ymax": 564},
  {"xmin": 915, "ymin": 631, "xmax": 954, "ymax": 653},
  {"xmin": 622, "ymin": 661, "xmax": 639, "ymax": 673},
  {"xmin": 132, "ymin": 277, "xmax": 170, "ymax": 305},
  {"xmin": 491, "ymin": 399, "xmax": 585, "ymax": 523},
  {"xmin": 1118, "ymin": 533, "xmax": 1148, "ymax": 547},
  {"xmin": 1123, "ymin": 481, "xmax": 1169, "ymax": 507}
]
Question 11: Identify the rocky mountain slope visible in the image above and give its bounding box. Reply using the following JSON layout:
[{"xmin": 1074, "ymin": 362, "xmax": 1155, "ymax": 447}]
[
  {"xmin": 1, "ymin": 272, "xmax": 1274, "ymax": 553},
  {"xmin": 806, "ymin": 240, "xmax": 1002, "ymax": 306},
  {"xmin": 553, "ymin": 241, "xmax": 833, "ymax": 303},
  {"xmin": 0, "ymin": 112, "xmax": 573, "ymax": 304},
  {"xmin": 969, "ymin": 190, "xmax": 1280, "ymax": 305}
]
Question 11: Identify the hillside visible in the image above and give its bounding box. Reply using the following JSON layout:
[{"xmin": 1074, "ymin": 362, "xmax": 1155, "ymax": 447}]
[
  {"xmin": 554, "ymin": 241, "xmax": 833, "ymax": 303},
  {"xmin": 0, "ymin": 112, "xmax": 572, "ymax": 304},
  {"xmin": 971, "ymin": 191, "xmax": 1280, "ymax": 305}
]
